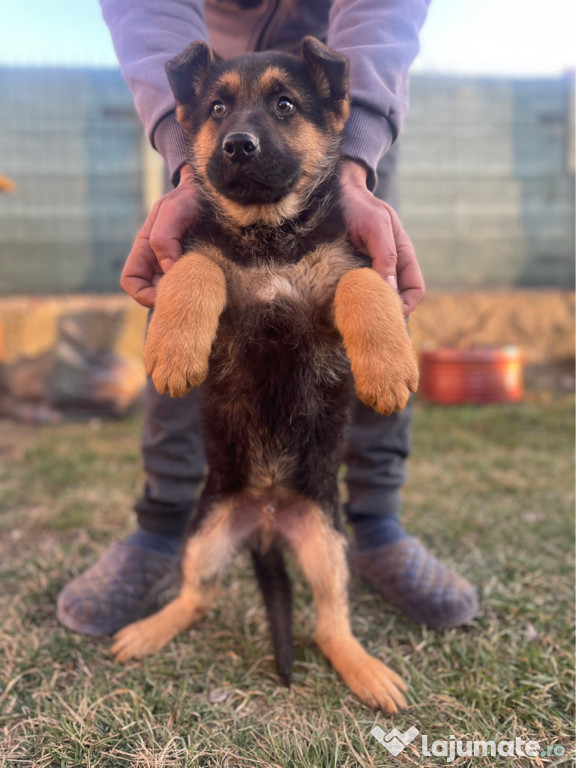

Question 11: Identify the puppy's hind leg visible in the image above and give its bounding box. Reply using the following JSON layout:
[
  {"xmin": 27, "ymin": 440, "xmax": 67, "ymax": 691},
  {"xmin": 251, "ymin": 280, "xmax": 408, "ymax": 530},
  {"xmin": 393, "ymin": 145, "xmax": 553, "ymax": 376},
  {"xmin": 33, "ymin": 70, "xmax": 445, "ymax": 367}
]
[
  {"xmin": 285, "ymin": 503, "xmax": 408, "ymax": 713},
  {"xmin": 111, "ymin": 499, "xmax": 240, "ymax": 662}
]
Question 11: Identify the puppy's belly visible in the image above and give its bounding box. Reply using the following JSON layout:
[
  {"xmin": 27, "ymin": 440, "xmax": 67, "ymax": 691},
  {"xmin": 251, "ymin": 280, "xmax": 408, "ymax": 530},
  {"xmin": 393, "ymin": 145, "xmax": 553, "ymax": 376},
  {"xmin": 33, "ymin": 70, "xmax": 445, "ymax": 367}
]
[{"xmin": 205, "ymin": 264, "xmax": 352, "ymax": 506}]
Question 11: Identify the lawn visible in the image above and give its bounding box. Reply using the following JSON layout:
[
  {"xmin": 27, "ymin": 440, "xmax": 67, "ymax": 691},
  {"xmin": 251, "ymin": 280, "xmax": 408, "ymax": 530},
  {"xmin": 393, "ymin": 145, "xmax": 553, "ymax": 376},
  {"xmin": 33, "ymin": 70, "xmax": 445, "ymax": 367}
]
[{"xmin": 0, "ymin": 391, "xmax": 574, "ymax": 767}]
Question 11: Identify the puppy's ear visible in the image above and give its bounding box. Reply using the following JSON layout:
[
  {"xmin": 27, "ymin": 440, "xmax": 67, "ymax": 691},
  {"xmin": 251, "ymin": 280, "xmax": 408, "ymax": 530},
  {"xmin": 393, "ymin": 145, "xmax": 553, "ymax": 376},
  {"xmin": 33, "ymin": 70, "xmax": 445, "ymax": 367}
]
[
  {"xmin": 301, "ymin": 36, "xmax": 350, "ymax": 123},
  {"xmin": 166, "ymin": 40, "xmax": 214, "ymax": 104}
]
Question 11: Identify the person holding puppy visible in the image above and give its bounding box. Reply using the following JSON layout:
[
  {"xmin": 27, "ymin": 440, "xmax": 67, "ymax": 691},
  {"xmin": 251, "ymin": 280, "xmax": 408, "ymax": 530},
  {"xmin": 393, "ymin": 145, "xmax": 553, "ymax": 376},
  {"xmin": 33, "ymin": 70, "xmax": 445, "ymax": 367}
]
[{"xmin": 57, "ymin": 0, "xmax": 478, "ymax": 637}]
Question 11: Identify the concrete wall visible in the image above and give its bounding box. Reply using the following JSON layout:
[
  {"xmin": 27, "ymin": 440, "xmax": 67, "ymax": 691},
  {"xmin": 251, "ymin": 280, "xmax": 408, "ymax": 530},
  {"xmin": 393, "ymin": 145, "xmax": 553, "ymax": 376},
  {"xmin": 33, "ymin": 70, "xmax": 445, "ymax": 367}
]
[
  {"xmin": 399, "ymin": 74, "xmax": 575, "ymax": 289},
  {"xmin": 0, "ymin": 67, "xmax": 144, "ymax": 295}
]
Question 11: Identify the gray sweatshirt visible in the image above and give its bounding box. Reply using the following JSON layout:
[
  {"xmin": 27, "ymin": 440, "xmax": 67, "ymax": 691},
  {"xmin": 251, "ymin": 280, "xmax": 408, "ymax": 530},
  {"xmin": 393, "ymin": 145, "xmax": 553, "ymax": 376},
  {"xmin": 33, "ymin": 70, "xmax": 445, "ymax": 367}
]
[{"xmin": 99, "ymin": 0, "xmax": 431, "ymax": 188}]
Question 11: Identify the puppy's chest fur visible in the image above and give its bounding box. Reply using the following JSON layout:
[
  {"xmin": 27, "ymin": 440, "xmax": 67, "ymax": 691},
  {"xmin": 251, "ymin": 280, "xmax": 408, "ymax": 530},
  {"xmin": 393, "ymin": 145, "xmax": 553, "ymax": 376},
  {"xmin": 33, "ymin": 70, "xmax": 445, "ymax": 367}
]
[{"xmin": 199, "ymin": 235, "xmax": 360, "ymax": 379}]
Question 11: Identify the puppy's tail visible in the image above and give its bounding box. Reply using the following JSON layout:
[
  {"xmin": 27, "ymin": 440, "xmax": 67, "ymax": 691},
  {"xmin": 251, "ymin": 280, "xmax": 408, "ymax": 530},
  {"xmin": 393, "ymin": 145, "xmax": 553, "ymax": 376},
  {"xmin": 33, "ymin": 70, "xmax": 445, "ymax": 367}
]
[{"xmin": 251, "ymin": 546, "xmax": 293, "ymax": 687}]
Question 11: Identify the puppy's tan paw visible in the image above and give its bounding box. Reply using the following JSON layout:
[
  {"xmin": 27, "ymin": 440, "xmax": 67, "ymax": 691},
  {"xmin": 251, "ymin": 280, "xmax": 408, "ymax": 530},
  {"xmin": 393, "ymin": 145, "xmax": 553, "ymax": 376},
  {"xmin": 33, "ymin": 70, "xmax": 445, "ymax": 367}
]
[
  {"xmin": 352, "ymin": 345, "xmax": 419, "ymax": 415},
  {"xmin": 339, "ymin": 652, "xmax": 408, "ymax": 713},
  {"xmin": 111, "ymin": 618, "xmax": 173, "ymax": 663},
  {"xmin": 144, "ymin": 324, "xmax": 209, "ymax": 397}
]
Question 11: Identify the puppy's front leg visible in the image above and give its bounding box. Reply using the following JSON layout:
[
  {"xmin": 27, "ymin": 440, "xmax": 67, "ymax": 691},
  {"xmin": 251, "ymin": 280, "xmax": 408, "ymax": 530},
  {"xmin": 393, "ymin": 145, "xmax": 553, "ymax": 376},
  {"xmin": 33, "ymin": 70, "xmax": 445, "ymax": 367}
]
[
  {"xmin": 144, "ymin": 252, "xmax": 227, "ymax": 397},
  {"xmin": 334, "ymin": 268, "xmax": 418, "ymax": 415}
]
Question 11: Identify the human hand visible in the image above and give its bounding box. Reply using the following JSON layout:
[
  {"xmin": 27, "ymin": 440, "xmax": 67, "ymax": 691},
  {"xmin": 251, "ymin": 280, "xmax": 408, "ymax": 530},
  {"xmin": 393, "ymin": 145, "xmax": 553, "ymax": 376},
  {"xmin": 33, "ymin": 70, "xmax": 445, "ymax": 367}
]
[
  {"xmin": 339, "ymin": 159, "xmax": 425, "ymax": 316},
  {"xmin": 120, "ymin": 165, "xmax": 199, "ymax": 307}
]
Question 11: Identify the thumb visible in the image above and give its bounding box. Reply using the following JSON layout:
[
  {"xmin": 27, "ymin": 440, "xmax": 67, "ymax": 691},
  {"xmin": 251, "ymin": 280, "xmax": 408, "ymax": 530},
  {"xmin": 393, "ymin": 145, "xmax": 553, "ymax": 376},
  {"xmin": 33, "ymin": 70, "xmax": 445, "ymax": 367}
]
[
  {"xmin": 362, "ymin": 214, "xmax": 399, "ymax": 291},
  {"xmin": 149, "ymin": 186, "xmax": 199, "ymax": 272}
]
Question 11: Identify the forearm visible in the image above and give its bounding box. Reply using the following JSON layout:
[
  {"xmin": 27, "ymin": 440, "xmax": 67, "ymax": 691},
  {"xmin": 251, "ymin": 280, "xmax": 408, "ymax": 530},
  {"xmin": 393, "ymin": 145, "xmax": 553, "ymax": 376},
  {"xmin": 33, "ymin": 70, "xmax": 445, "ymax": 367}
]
[{"xmin": 328, "ymin": 0, "xmax": 431, "ymax": 188}]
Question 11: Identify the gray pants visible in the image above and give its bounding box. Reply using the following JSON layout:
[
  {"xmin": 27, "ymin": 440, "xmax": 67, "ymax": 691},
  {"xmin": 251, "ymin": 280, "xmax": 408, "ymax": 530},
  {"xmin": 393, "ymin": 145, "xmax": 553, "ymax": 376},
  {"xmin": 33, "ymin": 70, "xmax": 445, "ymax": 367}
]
[{"xmin": 135, "ymin": 147, "xmax": 412, "ymax": 535}]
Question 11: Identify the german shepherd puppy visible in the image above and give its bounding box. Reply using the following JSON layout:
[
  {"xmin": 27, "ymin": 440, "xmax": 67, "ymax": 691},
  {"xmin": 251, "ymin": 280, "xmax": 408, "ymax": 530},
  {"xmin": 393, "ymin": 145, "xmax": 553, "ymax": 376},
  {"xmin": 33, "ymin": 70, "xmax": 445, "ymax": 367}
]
[{"xmin": 111, "ymin": 37, "xmax": 418, "ymax": 713}]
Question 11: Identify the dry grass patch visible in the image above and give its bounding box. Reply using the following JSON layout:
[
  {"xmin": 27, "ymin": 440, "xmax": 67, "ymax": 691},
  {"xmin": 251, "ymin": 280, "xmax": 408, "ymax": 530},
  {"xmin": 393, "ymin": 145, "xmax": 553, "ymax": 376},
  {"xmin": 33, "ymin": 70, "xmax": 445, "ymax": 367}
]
[{"xmin": 1, "ymin": 396, "xmax": 574, "ymax": 767}]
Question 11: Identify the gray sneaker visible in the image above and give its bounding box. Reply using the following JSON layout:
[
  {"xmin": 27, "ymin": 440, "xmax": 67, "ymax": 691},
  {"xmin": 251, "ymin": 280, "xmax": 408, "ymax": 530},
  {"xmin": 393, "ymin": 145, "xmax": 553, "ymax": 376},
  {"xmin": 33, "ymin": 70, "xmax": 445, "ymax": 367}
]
[
  {"xmin": 349, "ymin": 537, "xmax": 479, "ymax": 629},
  {"xmin": 56, "ymin": 541, "xmax": 180, "ymax": 637}
]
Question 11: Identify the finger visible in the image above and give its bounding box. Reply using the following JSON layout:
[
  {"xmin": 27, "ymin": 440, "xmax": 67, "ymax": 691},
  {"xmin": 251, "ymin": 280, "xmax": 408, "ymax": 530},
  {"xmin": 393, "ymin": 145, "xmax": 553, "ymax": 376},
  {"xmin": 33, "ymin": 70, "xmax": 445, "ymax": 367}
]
[
  {"xmin": 120, "ymin": 190, "xmax": 182, "ymax": 306},
  {"xmin": 399, "ymin": 285, "xmax": 424, "ymax": 317},
  {"xmin": 120, "ymin": 228, "xmax": 163, "ymax": 308},
  {"xmin": 397, "ymin": 259, "xmax": 425, "ymax": 316},
  {"xmin": 385, "ymin": 206, "xmax": 425, "ymax": 315},
  {"xmin": 149, "ymin": 193, "xmax": 196, "ymax": 273},
  {"xmin": 121, "ymin": 272, "xmax": 161, "ymax": 308},
  {"xmin": 361, "ymin": 211, "xmax": 399, "ymax": 291},
  {"xmin": 120, "ymin": 265, "xmax": 160, "ymax": 308}
]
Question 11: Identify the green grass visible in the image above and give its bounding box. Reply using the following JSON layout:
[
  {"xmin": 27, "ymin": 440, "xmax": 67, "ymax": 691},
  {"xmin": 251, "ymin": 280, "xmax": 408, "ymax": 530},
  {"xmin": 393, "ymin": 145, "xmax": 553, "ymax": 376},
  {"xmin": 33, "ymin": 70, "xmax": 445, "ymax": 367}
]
[{"xmin": 0, "ymin": 393, "xmax": 574, "ymax": 767}]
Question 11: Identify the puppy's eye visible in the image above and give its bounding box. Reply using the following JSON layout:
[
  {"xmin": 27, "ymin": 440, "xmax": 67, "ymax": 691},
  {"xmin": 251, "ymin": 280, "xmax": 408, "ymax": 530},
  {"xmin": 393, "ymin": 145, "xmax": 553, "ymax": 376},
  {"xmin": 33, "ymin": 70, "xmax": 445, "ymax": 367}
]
[
  {"xmin": 276, "ymin": 96, "xmax": 295, "ymax": 116},
  {"xmin": 211, "ymin": 101, "xmax": 227, "ymax": 118}
]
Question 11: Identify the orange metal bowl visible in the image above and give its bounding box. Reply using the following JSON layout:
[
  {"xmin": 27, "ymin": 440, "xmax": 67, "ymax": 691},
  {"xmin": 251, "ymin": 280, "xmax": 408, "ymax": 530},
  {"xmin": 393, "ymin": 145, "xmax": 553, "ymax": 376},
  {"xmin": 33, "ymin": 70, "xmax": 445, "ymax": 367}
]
[{"xmin": 418, "ymin": 346, "xmax": 524, "ymax": 405}]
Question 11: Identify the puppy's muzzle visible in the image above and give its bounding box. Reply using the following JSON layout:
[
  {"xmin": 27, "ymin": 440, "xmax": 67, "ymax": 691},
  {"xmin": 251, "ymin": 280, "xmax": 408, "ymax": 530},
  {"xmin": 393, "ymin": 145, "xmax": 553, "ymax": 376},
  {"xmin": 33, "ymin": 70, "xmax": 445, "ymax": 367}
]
[{"xmin": 222, "ymin": 132, "xmax": 260, "ymax": 164}]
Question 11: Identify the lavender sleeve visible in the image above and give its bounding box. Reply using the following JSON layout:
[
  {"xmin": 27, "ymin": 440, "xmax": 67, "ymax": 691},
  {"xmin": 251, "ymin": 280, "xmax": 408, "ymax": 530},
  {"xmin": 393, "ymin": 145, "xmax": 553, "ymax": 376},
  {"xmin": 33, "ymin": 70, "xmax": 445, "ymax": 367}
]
[{"xmin": 328, "ymin": 0, "xmax": 431, "ymax": 188}]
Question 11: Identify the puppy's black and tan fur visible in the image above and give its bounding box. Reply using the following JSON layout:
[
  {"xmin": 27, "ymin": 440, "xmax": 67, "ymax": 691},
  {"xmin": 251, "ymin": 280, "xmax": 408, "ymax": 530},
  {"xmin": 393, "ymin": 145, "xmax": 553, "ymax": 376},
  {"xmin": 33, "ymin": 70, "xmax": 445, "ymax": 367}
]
[{"xmin": 111, "ymin": 37, "xmax": 419, "ymax": 713}]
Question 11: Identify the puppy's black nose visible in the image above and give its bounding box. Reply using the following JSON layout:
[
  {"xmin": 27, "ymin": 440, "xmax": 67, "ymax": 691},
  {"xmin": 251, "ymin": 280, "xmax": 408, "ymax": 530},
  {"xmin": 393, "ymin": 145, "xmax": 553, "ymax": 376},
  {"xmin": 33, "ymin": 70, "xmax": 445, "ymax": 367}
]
[{"xmin": 222, "ymin": 132, "xmax": 260, "ymax": 163}]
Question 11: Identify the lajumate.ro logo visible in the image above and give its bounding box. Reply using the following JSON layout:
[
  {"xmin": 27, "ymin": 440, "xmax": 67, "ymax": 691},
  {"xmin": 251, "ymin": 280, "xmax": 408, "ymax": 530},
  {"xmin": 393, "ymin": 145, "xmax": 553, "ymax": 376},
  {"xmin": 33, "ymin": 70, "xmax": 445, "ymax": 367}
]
[{"xmin": 370, "ymin": 725, "xmax": 567, "ymax": 762}]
